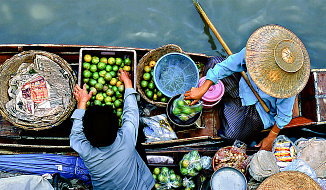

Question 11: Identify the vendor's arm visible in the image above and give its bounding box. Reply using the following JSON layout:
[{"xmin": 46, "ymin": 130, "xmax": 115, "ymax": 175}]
[
  {"xmin": 118, "ymin": 69, "xmax": 139, "ymax": 146},
  {"xmin": 185, "ymin": 47, "xmax": 246, "ymax": 105},
  {"xmin": 255, "ymin": 96, "xmax": 296, "ymax": 151},
  {"xmin": 70, "ymin": 84, "xmax": 93, "ymax": 155}
]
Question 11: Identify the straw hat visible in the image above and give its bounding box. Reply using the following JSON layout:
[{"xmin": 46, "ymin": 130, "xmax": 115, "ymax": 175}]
[
  {"xmin": 257, "ymin": 171, "xmax": 322, "ymax": 190},
  {"xmin": 246, "ymin": 24, "xmax": 310, "ymax": 98}
]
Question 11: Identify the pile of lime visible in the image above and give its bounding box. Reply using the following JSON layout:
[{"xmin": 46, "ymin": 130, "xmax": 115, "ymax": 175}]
[
  {"xmin": 179, "ymin": 150, "xmax": 202, "ymax": 177},
  {"xmin": 172, "ymin": 99, "xmax": 203, "ymax": 121},
  {"xmin": 140, "ymin": 61, "xmax": 169, "ymax": 103},
  {"xmin": 82, "ymin": 54, "xmax": 132, "ymax": 124},
  {"xmin": 153, "ymin": 167, "xmax": 181, "ymax": 189}
]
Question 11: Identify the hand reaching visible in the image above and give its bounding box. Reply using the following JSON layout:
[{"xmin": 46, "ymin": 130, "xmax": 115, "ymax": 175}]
[
  {"xmin": 73, "ymin": 84, "xmax": 92, "ymax": 110},
  {"xmin": 118, "ymin": 69, "xmax": 132, "ymax": 89}
]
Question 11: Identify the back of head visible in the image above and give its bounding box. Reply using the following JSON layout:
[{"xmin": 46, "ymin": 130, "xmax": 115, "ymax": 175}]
[{"xmin": 83, "ymin": 105, "xmax": 120, "ymax": 147}]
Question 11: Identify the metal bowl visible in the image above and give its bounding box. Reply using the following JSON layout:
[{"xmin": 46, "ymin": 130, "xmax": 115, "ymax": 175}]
[
  {"xmin": 210, "ymin": 167, "xmax": 247, "ymax": 190},
  {"xmin": 166, "ymin": 93, "xmax": 202, "ymax": 127}
]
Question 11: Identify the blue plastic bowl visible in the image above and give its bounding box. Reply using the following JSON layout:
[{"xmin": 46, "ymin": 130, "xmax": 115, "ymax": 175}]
[{"xmin": 153, "ymin": 53, "xmax": 199, "ymax": 98}]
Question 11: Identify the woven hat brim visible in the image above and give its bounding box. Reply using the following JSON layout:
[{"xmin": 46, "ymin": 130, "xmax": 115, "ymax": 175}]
[
  {"xmin": 257, "ymin": 171, "xmax": 322, "ymax": 190},
  {"xmin": 246, "ymin": 24, "xmax": 310, "ymax": 98}
]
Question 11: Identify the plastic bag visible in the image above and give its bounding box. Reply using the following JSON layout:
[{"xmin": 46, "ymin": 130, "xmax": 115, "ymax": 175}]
[
  {"xmin": 272, "ymin": 135, "xmax": 297, "ymax": 171},
  {"xmin": 213, "ymin": 140, "xmax": 249, "ymax": 173},
  {"xmin": 182, "ymin": 177, "xmax": 196, "ymax": 190},
  {"xmin": 141, "ymin": 114, "xmax": 178, "ymax": 143},
  {"xmin": 172, "ymin": 94, "xmax": 203, "ymax": 122},
  {"xmin": 179, "ymin": 150, "xmax": 203, "ymax": 177},
  {"xmin": 152, "ymin": 167, "xmax": 181, "ymax": 190}
]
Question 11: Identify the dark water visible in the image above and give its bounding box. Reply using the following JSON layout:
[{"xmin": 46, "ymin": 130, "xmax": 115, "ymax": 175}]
[{"xmin": 0, "ymin": 0, "xmax": 325, "ymax": 69}]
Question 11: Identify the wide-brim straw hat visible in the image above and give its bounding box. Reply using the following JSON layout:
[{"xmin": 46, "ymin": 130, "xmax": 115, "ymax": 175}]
[
  {"xmin": 257, "ymin": 171, "xmax": 322, "ymax": 190},
  {"xmin": 246, "ymin": 24, "xmax": 310, "ymax": 98}
]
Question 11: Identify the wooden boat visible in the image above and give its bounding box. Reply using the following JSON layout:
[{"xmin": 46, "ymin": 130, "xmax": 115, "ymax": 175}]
[{"xmin": 0, "ymin": 44, "xmax": 325, "ymax": 157}]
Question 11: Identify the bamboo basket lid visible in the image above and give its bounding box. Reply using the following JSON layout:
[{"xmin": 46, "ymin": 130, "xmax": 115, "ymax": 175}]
[
  {"xmin": 257, "ymin": 171, "xmax": 322, "ymax": 190},
  {"xmin": 246, "ymin": 24, "xmax": 310, "ymax": 98}
]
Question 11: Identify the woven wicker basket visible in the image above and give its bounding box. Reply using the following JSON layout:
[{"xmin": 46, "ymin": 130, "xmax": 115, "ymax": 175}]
[
  {"xmin": 0, "ymin": 50, "xmax": 76, "ymax": 131},
  {"xmin": 136, "ymin": 44, "xmax": 183, "ymax": 107}
]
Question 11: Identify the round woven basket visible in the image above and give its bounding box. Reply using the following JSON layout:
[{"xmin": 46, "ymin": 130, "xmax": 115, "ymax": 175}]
[
  {"xmin": 0, "ymin": 50, "xmax": 77, "ymax": 130},
  {"xmin": 257, "ymin": 171, "xmax": 322, "ymax": 190},
  {"xmin": 136, "ymin": 44, "xmax": 183, "ymax": 107}
]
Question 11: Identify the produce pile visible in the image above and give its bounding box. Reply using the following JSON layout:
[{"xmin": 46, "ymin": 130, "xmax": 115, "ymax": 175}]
[
  {"xmin": 81, "ymin": 54, "xmax": 132, "ymax": 124},
  {"xmin": 140, "ymin": 61, "xmax": 170, "ymax": 103},
  {"xmin": 172, "ymin": 95, "xmax": 203, "ymax": 122}
]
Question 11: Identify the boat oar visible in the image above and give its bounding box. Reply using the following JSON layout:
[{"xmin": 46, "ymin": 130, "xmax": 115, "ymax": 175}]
[{"xmin": 193, "ymin": 0, "xmax": 270, "ymax": 113}]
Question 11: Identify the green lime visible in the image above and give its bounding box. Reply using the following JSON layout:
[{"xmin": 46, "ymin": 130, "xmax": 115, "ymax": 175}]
[
  {"xmin": 124, "ymin": 58, "xmax": 131, "ymax": 65},
  {"xmin": 177, "ymin": 100, "xmax": 186, "ymax": 108},
  {"xmin": 157, "ymin": 91, "xmax": 163, "ymax": 98},
  {"xmin": 112, "ymin": 65, "xmax": 119, "ymax": 72},
  {"xmin": 106, "ymin": 89, "xmax": 114, "ymax": 96},
  {"xmin": 109, "ymin": 71, "xmax": 116, "ymax": 77},
  {"xmin": 104, "ymin": 96, "xmax": 112, "ymax": 103},
  {"xmin": 102, "ymin": 92, "xmax": 107, "ymax": 98},
  {"xmin": 140, "ymin": 80, "xmax": 148, "ymax": 88},
  {"xmin": 90, "ymin": 64, "xmax": 97, "ymax": 72},
  {"xmin": 104, "ymin": 73, "xmax": 112, "ymax": 81},
  {"xmin": 92, "ymin": 56, "xmax": 99, "ymax": 64},
  {"xmin": 116, "ymin": 81, "xmax": 122, "ymax": 87},
  {"xmin": 185, "ymin": 99, "xmax": 192, "ymax": 105},
  {"xmin": 144, "ymin": 66, "xmax": 151, "ymax": 73},
  {"xmin": 96, "ymin": 93, "xmax": 104, "ymax": 102},
  {"xmin": 173, "ymin": 107, "xmax": 181, "ymax": 115},
  {"xmin": 148, "ymin": 82, "xmax": 155, "ymax": 90},
  {"xmin": 153, "ymin": 94, "xmax": 157, "ymax": 101},
  {"xmin": 180, "ymin": 168, "xmax": 188, "ymax": 175},
  {"xmin": 146, "ymin": 90, "xmax": 153, "ymax": 99},
  {"xmin": 143, "ymin": 73, "xmax": 151, "ymax": 81},
  {"xmin": 90, "ymin": 87, "xmax": 97, "ymax": 95},
  {"xmin": 105, "ymin": 65, "xmax": 112, "ymax": 72},
  {"xmin": 98, "ymin": 77, "xmax": 106, "ymax": 85},
  {"xmin": 108, "ymin": 57, "xmax": 115, "ymax": 65},
  {"xmin": 105, "ymin": 101, "xmax": 112, "ymax": 106},
  {"xmin": 116, "ymin": 91, "xmax": 123, "ymax": 99},
  {"xmin": 85, "ymin": 84, "xmax": 89, "ymax": 90},
  {"xmin": 122, "ymin": 65, "xmax": 131, "ymax": 72},
  {"xmin": 83, "ymin": 77, "xmax": 89, "ymax": 84},
  {"xmin": 110, "ymin": 78, "xmax": 117, "ymax": 86},
  {"xmin": 94, "ymin": 99, "xmax": 101, "ymax": 106},
  {"xmin": 98, "ymin": 62, "xmax": 106, "ymax": 70},
  {"xmin": 182, "ymin": 159, "xmax": 189, "ymax": 168},
  {"xmin": 83, "ymin": 70, "xmax": 92, "ymax": 78},
  {"xmin": 182, "ymin": 106, "xmax": 192, "ymax": 115},
  {"xmin": 103, "ymin": 85, "xmax": 109, "ymax": 92},
  {"xmin": 99, "ymin": 70, "xmax": 107, "ymax": 77},
  {"xmin": 114, "ymin": 99, "xmax": 122, "ymax": 108},
  {"xmin": 92, "ymin": 72, "xmax": 99, "ymax": 80},
  {"xmin": 116, "ymin": 57, "xmax": 122, "ymax": 65},
  {"xmin": 111, "ymin": 96, "xmax": 116, "ymax": 102},
  {"xmin": 118, "ymin": 84, "xmax": 124, "ymax": 92},
  {"xmin": 170, "ymin": 173, "xmax": 176, "ymax": 181},
  {"xmin": 89, "ymin": 79, "xmax": 97, "ymax": 86},
  {"xmin": 100, "ymin": 57, "xmax": 107, "ymax": 64},
  {"xmin": 84, "ymin": 54, "xmax": 92, "ymax": 62},
  {"xmin": 95, "ymin": 83, "xmax": 103, "ymax": 91},
  {"xmin": 91, "ymin": 95, "xmax": 96, "ymax": 100},
  {"xmin": 153, "ymin": 168, "xmax": 160, "ymax": 175},
  {"xmin": 83, "ymin": 62, "xmax": 91, "ymax": 70},
  {"xmin": 116, "ymin": 110, "xmax": 123, "ymax": 117},
  {"xmin": 112, "ymin": 86, "xmax": 118, "ymax": 92},
  {"xmin": 161, "ymin": 97, "xmax": 167, "ymax": 102}
]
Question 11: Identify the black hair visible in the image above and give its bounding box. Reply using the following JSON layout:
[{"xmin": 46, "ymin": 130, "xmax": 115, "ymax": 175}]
[{"xmin": 83, "ymin": 105, "xmax": 120, "ymax": 147}]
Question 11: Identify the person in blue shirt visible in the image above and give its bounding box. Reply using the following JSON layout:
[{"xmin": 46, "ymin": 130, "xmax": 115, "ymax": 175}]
[
  {"xmin": 70, "ymin": 69, "xmax": 155, "ymax": 190},
  {"xmin": 184, "ymin": 25, "xmax": 310, "ymax": 151}
]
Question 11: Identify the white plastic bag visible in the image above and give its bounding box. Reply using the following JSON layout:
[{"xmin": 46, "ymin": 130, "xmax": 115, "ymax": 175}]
[{"xmin": 0, "ymin": 174, "xmax": 54, "ymax": 190}]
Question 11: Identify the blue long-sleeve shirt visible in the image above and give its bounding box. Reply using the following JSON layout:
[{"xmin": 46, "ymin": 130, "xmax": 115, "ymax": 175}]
[
  {"xmin": 206, "ymin": 47, "xmax": 295, "ymax": 130},
  {"xmin": 70, "ymin": 88, "xmax": 155, "ymax": 190}
]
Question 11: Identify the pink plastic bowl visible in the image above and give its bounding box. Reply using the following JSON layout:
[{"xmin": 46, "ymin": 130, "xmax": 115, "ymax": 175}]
[{"xmin": 198, "ymin": 76, "xmax": 225, "ymax": 109}]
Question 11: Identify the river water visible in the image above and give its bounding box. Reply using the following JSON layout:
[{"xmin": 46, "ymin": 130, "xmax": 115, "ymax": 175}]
[{"xmin": 0, "ymin": 0, "xmax": 325, "ymax": 69}]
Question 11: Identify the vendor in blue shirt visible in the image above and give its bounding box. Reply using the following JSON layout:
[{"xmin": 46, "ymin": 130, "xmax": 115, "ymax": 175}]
[
  {"xmin": 70, "ymin": 69, "xmax": 155, "ymax": 190},
  {"xmin": 184, "ymin": 25, "xmax": 310, "ymax": 151}
]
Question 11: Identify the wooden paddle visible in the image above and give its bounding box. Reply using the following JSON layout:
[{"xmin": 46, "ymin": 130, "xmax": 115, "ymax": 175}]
[{"xmin": 193, "ymin": 0, "xmax": 270, "ymax": 113}]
